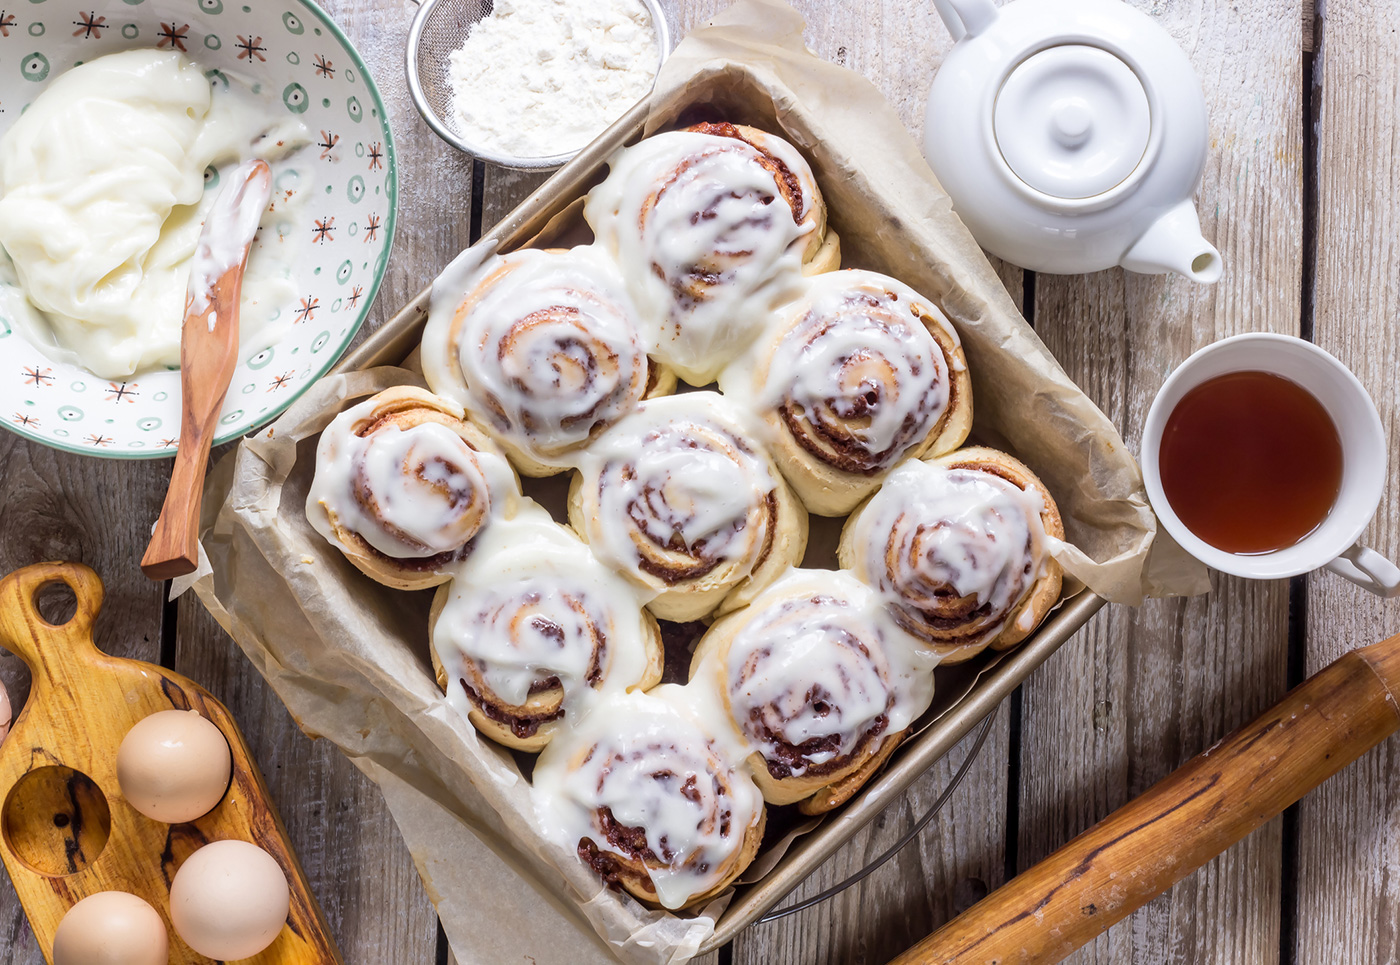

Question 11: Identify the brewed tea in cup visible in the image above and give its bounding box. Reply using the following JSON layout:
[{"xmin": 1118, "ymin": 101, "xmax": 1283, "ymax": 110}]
[{"xmin": 1142, "ymin": 333, "xmax": 1399, "ymax": 595}]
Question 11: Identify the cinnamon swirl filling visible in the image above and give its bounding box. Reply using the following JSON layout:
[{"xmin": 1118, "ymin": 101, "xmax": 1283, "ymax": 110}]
[
  {"xmin": 449, "ymin": 585, "xmax": 610, "ymax": 738},
  {"xmin": 851, "ymin": 458, "xmax": 1051, "ymax": 652},
  {"xmin": 762, "ymin": 273, "xmax": 962, "ymax": 476},
  {"xmin": 349, "ymin": 415, "xmax": 492, "ymax": 556},
  {"xmin": 483, "ymin": 300, "xmax": 639, "ymax": 440},
  {"xmin": 532, "ymin": 688, "xmax": 764, "ymax": 909},
  {"xmin": 444, "ymin": 583, "xmax": 611, "ymax": 723},
  {"xmin": 422, "ymin": 246, "xmax": 649, "ymax": 467},
  {"xmin": 576, "ymin": 395, "xmax": 782, "ymax": 595},
  {"xmin": 724, "ymin": 592, "xmax": 898, "ymax": 780},
  {"xmin": 685, "ymin": 121, "xmax": 807, "ymax": 224},
  {"xmin": 582, "ymin": 125, "xmax": 832, "ymax": 384},
  {"xmin": 307, "ymin": 387, "xmax": 516, "ymax": 587}
]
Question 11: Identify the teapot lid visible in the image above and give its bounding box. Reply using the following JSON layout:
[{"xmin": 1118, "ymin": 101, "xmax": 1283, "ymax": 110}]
[{"xmin": 994, "ymin": 45, "xmax": 1150, "ymax": 200}]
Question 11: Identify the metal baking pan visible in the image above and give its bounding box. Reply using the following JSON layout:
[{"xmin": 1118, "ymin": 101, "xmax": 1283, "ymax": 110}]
[{"xmin": 337, "ymin": 93, "xmax": 1107, "ymax": 950}]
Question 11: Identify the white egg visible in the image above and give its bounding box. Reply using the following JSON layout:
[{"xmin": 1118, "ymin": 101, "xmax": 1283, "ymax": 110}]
[
  {"xmin": 170, "ymin": 839, "xmax": 291, "ymax": 959},
  {"xmin": 0, "ymin": 678, "xmax": 10, "ymax": 744},
  {"xmin": 116, "ymin": 709, "xmax": 232, "ymax": 823},
  {"xmin": 52, "ymin": 891, "xmax": 168, "ymax": 965}
]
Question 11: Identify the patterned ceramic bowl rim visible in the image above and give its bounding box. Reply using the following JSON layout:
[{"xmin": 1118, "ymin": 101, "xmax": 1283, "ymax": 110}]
[{"xmin": 0, "ymin": 0, "xmax": 398, "ymax": 459}]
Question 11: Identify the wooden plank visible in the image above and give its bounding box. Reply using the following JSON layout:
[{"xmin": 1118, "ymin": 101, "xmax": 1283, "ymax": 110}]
[
  {"xmin": 0, "ymin": 446, "xmax": 171, "ymax": 964},
  {"xmin": 342, "ymin": 0, "xmax": 477, "ymax": 324},
  {"xmin": 735, "ymin": 705, "xmax": 1012, "ymax": 965},
  {"xmin": 0, "ymin": 2, "xmax": 1340, "ymax": 964},
  {"xmin": 174, "ymin": 605, "xmax": 440, "ymax": 963},
  {"xmin": 644, "ymin": 1, "xmax": 1026, "ymax": 961},
  {"xmin": 1296, "ymin": 2, "xmax": 1400, "ymax": 962},
  {"xmin": 482, "ymin": 166, "xmax": 553, "ymax": 234},
  {"xmin": 159, "ymin": 0, "xmax": 467, "ymax": 961},
  {"xmin": 1021, "ymin": 2, "xmax": 1303, "ymax": 964},
  {"xmin": 472, "ymin": 7, "xmax": 1013, "ymax": 959}
]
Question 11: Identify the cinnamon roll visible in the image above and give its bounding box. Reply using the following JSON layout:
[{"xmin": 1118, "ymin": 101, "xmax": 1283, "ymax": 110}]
[
  {"xmin": 839, "ymin": 447, "xmax": 1064, "ymax": 664},
  {"xmin": 306, "ymin": 386, "xmax": 520, "ymax": 590},
  {"xmin": 422, "ymin": 245, "xmax": 667, "ymax": 476},
  {"xmin": 584, "ymin": 123, "xmax": 840, "ymax": 385},
  {"xmin": 430, "ymin": 507, "xmax": 663, "ymax": 752},
  {"xmin": 532, "ymin": 686, "xmax": 766, "ymax": 909},
  {"xmin": 567, "ymin": 392, "xmax": 808, "ymax": 622},
  {"xmin": 725, "ymin": 269, "xmax": 973, "ymax": 516},
  {"xmin": 691, "ymin": 570, "xmax": 935, "ymax": 813}
]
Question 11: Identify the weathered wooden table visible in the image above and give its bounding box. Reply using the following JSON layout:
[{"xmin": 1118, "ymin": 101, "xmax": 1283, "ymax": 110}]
[{"xmin": 1, "ymin": 0, "xmax": 1393, "ymax": 962}]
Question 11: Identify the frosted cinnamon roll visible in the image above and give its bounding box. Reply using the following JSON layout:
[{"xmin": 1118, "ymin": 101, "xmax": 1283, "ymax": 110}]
[
  {"xmin": 532, "ymin": 686, "xmax": 765, "ymax": 909},
  {"xmin": 724, "ymin": 269, "xmax": 973, "ymax": 516},
  {"xmin": 306, "ymin": 386, "xmax": 519, "ymax": 590},
  {"xmin": 422, "ymin": 245, "xmax": 668, "ymax": 476},
  {"xmin": 584, "ymin": 123, "xmax": 840, "ymax": 385},
  {"xmin": 430, "ymin": 507, "xmax": 663, "ymax": 752},
  {"xmin": 567, "ymin": 393, "xmax": 808, "ymax": 622},
  {"xmin": 839, "ymin": 447, "xmax": 1064, "ymax": 664},
  {"xmin": 691, "ymin": 570, "xmax": 935, "ymax": 813}
]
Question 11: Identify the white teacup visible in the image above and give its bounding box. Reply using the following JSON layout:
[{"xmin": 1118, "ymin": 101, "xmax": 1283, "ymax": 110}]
[{"xmin": 1141, "ymin": 333, "xmax": 1399, "ymax": 596}]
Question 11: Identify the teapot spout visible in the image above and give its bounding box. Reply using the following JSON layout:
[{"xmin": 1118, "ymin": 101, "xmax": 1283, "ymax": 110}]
[{"xmin": 1120, "ymin": 200, "xmax": 1223, "ymax": 284}]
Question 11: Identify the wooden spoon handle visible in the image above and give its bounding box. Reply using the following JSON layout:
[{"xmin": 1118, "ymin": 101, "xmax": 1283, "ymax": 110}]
[
  {"xmin": 888, "ymin": 633, "xmax": 1400, "ymax": 965},
  {"xmin": 140, "ymin": 326, "xmax": 228, "ymax": 581},
  {"xmin": 142, "ymin": 161, "xmax": 271, "ymax": 581}
]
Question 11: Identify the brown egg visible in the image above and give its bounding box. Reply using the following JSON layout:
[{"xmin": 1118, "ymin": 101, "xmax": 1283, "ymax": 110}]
[
  {"xmin": 116, "ymin": 709, "xmax": 231, "ymax": 823},
  {"xmin": 170, "ymin": 839, "xmax": 290, "ymax": 959},
  {"xmin": 52, "ymin": 891, "xmax": 168, "ymax": 965}
]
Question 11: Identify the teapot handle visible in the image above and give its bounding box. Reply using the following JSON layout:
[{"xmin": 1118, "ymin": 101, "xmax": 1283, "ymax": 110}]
[{"xmin": 933, "ymin": 0, "xmax": 998, "ymax": 40}]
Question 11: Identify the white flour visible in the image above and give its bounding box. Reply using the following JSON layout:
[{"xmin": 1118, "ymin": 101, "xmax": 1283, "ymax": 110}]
[{"xmin": 448, "ymin": 0, "xmax": 660, "ymax": 159}]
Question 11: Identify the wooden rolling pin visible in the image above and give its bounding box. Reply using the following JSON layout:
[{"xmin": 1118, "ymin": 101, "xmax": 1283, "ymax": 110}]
[{"xmin": 888, "ymin": 632, "xmax": 1400, "ymax": 965}]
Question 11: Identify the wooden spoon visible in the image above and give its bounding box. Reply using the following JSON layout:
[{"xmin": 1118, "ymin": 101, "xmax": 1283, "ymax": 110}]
[
  {"xmin": 142, "ymin": 160, "xmax": 273, "ymax": 580},
  {"xmin": 886, "ymin": 631, "xmax": 1400, "ymax": 965}
]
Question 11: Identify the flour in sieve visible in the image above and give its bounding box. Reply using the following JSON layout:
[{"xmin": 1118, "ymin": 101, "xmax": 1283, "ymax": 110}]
[{"xmin": 448, "ymin": 0, "xmax": 660, "ymax": 159}]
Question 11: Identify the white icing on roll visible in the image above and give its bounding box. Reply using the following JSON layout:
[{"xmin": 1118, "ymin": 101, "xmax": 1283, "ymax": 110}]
[
  {"xmin": 433, "ymin": 506, "xmax": 655, "ymax": 724},
  {"xmin": 730, "ymin": 270, "xmax": 963, "ymax": 473},
  {"xmin": 573, "ymin": 393, "xmax": 778, "ymax": 590},
  {"xmin": 584, "ymin": 129, "xmax": 815, "ymax": 385},
  {"xmin": 422, "ymin": 245, "xmax": 649, "ymax": 465},
  {"xmin": 704, "ymin": 570, "xmax": 935, "ymax": 777},
  {"xmin": 532, "ymin": 685, "xmax": 764, "ymax": 909},
  {"xmin": 851, "ymin": 459, "xmax": 1050, "ymax": 647},
  {"xmin": 308, "ymin": 396, "xmax": 517, "ymax": 560}
]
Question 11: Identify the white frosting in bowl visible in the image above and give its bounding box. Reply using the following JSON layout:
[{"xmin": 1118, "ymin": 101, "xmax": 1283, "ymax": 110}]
[{"xmin": 0, "ymin": 49, "xmax": 310, "ymax": 380}]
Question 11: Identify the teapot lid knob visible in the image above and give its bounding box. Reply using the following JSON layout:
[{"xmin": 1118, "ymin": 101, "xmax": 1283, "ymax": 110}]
[{"xmin": 993, "ymin": 45, "xmax": 1151, "ymax": 199}]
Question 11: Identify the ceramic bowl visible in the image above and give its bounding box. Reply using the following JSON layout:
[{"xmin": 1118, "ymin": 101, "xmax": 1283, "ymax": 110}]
[{"xmin": 0, "ymin": 0, "xmax": 396, "ymax": 458}]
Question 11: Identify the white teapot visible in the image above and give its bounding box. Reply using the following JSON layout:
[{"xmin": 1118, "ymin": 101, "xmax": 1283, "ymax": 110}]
[{"xmin": 924, "ymin": 0, "xmax": 1222, "ymax": 283}]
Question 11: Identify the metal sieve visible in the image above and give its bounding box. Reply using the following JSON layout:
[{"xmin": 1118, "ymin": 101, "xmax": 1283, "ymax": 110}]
[{"xmin": 405, "ymin": 0, "xmax": 671, "ymax": 169}]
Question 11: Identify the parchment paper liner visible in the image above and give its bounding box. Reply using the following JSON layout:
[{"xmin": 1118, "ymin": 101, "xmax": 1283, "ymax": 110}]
[{"xmin": 188, "ymin": 3, "xmax": 1208, "ymax": 962}]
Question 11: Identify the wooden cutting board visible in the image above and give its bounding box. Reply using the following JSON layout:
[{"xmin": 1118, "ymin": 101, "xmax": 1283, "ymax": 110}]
[{"xmin": 0, "ymin": 561, "xmax": 343, "ymax": 964}]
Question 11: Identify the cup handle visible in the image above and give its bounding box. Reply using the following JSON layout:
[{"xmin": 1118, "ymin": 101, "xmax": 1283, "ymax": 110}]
[{"xmin": 1324, "ymin": 542, "xmax": 1400, "ymax": 598}]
